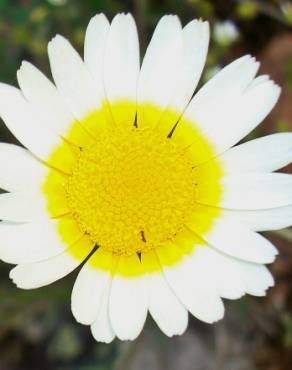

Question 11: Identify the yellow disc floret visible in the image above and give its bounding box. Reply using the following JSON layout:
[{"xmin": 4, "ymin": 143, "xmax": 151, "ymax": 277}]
[{"xmin": 66, "ymin": 126, "xmax": 197, "ymax": 256}]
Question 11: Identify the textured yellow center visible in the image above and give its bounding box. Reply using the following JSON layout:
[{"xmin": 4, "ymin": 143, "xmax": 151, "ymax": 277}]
[{"xmin": 66, "ymin": 127, "xmax": 196, "ymax": 256}]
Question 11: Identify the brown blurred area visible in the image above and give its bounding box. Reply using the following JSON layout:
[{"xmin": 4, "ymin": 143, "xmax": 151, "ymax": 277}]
[{"xmin": 0, "ymin": 1, "xmax": 291, "ymax": 369}]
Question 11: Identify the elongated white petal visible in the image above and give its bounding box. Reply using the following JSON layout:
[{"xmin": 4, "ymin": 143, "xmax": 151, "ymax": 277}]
[
  {"xmin": 217, "ymin": 173, "xmax": 292, "ymax": 210},
  {"xmin": 137, "ymin": 15, "xmax": 182, "ymax": 125},
  {"xmin": 197, "ymin": 247, "xmax": 274, "ymax": 298},
  {"xmin": 0, "ymin": 192, "xmax": 51, "ymax": 222},
  {"xmin": 109, "ymin": 277, "xmax": 148, "ymax": 341},
  {"xmin": 109, "ymin": 267, "xmax": 148, "ymax": 340},
  {"xmin": 227, "ymin": 80, "xmax": 281, "ymax": 148},
  {"xmin": 0, "ymin": 84, "xmax": 62, "ymax": 161},
  {"xmin": 84, "ymin": 13, "xmax": 110, "ymax": 97},
  {"xmin": 179, "ymin": 57, "xmax": 280, "ymax": 155},
  {"xmin": 9, "ymin": 237, "xmax": 93, "ymax": 289},
  {"xmin": 10, "ymin": 254, "xmax": 77, "ymax": 289},
  {"xmin": 0, "ymin": 144, "xmax": 47, "ymax": 192},
  {"xmin": 48, "ymin": 35, "xmax": 101, "ymax": 120},
  {"xmin": 0, "ymin": 219, "xmax": 80, "ymax": 264},
  {"xmin": 148, "ymin": 272, "xmax": 188, "ymax": 337},
  {"xmin": 220, "ymin": 133, "xmax": 292, "ymax": 173},
  {"xmin": 190, "ymin": 215, "xmax": 278, "ymax": 264},
  {"xmin": 196, "ymin": 247, "xmax": 246, "ymax": 299},
  {"xmin": 17, "ymin": 61, "xmax": 76, "ymax": 139},
  {"xmin": 104, "ymin": 13, "xmax": 139, "ymax": 124},
  {"xmin": 90, "ymin": 280, "xmax": 115, "ymax": 343},
  {"xmin": 224, "ymin": 206, "xmax": 292, "ymax": 231},
  {"xmin": 249, "ymin": 74, "xmax": 269, "ymax": 88},
  {"xmin": 193, "ymin": 55, "xmax": 259, "ymax": 101},
  {"xmin": 71, "ymin": 263, "xmax": 111, "ymax": 325},
  {"xmin": 171, "ymin": 20, "xmax": 209, "ymax": 113},
  {"xmin": 157, "ymin": 246, "xmax": 224, "ymax": 323},
  {"xmin": 239, "ymin": 262, "xmax": 274, "ymax": 296}
]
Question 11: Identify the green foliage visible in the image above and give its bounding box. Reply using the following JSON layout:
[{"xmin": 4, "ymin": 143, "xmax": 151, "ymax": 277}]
[
  {"xmin": 282, "ymin": 314, "xmax": 292, "ymax": 347},
  {"xmin": 276, "ymin": 120, "xmax": 292, "ymax": 132},
  {"xmin": 236, "ymin": 1, "xmax": 258, "ymax": 19},
  {"xmin": 282, "ymin": 2, "xmax": 292, "ymax": 25},
  {"xmin": 283, "ymin": 59, "xmax": 292, "ymax": 90}
]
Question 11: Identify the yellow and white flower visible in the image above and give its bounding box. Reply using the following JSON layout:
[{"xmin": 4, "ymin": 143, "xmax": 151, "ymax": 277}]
[{"xmin": 0, "ymin": 13, "xmax": 290, "ymax": 343}]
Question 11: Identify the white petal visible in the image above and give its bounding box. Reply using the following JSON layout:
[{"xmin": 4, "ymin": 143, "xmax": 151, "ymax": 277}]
[
  {"xmin": 148, "ymin": 272, "xmax": 188, "ymax": 337},
  {"xmin": 224, "ymin": 206, "xmax": 292, "ymax": 231},
  {"xmin": 196, "ymin": 247, "xmax": 246, "ymax": 299},
  {"xmin": 157, "ymin": 246, "xmax": 224, "ymax": 323},
  {"xmin": 190, "ymin": 215, "xmax": 278, "ymax": 264},
  {"xmin": 0, "ymin": 143, "xmax": 47, "ymax": 192},
  {"xmin": 9, "ymin": 237, "xmax": 92, "ymax": 289},
  {"xmin": 217, "ymin": 173, "xmax": 292, "ymax": 210},
  {"xmin": 180, "ymin": 57, "xmax": 280, "ymax": 155},
  {"xmin": 109, "ymin": 264, "xmax": 148, "ymax": 340},
  {"xmin": 90, "ymin": 280, "xmax": 115, "ymax": 343},
  {"xmin": 104, "ymin": 13, "xmax": 139, "ymax": 124},
  {"xmin": 239, "ymin": 262, "xmax": 274, "ymax": 296},
  {"xmin": 137, "ymin": 15, "xmax": 182, "ymax": 124},
  {"xmin": 192, "ymin": 55, "xmax": 259, "ymax": 102},
  {"xmin": 249, "ymin": 74, "xmax": 269, "ymax": 88},
  {"xmin": 171, "ymin": 20, "xmax": 209, "ymax": 113},
  {"xmin": 227, "ymin": 80, "xmax": 281, "ymax": 148},
  {"xmin": 9, "ymin": 237, "xmax": 93, "ymax": 289},
  {"xmin": 219, "ymin": 133, "xmax": 292, "ymax": 173},
  {"xmin": 84, "ymin": 13, "xmax": 110, "ymax": 97},
  {"xmin": 197, "ymin": 247, "xmax": 274, "ymax": 298},
  {"xmin": 0, "ymin": 191, "xmax": 51, "ymax": 222},
  {"xmin": 0, "ymin": 84, "xmax": 62, "ymax": 161},
  {"xmin": 0, "ymin": 219, "xmax": 80, "ymax": 264},
  {"xmin": 71, "ymin": 262, "xmax": 111, "ymax": 325},
  {"xmin": 10, "ymin": 255, "xmax": 76, "ymax": 289},
  {"xmin": 17, "ymin": 61, "xmax": 76, "ymax": 138},
  {"xmin": 48, "ymin": 35, "xmax": 101, "ymax": 120}
]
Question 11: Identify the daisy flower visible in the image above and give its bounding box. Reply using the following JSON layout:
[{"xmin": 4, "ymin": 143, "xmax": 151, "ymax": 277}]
[{"xmin": 0, "ymin": 13, "xmax": 291, "ymax": 343}]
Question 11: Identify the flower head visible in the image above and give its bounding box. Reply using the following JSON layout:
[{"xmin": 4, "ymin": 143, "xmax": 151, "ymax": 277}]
[{"xmin": 0, "ymin": 13, "xmax": 290, "ymax": 343}]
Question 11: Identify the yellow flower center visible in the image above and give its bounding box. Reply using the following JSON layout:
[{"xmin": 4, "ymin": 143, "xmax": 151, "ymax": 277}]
[{"xmin": 66, "ymin": 127, "xmax": 196, "ymax": 256}]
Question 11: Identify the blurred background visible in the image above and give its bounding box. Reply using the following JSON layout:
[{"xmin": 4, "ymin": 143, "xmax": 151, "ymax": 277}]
[{"xmin": 0, "ymin": 0, "xmax": 291, "ymax": 369}]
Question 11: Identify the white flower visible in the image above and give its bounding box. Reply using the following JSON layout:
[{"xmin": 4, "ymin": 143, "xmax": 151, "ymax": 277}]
[
  {"xmin": 0, "ymin": 13, "xmax": 290, "ymax": 343},
  {"xmin": 214, "ymin": 20, "xmax": 239, "ymax": 45}
]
